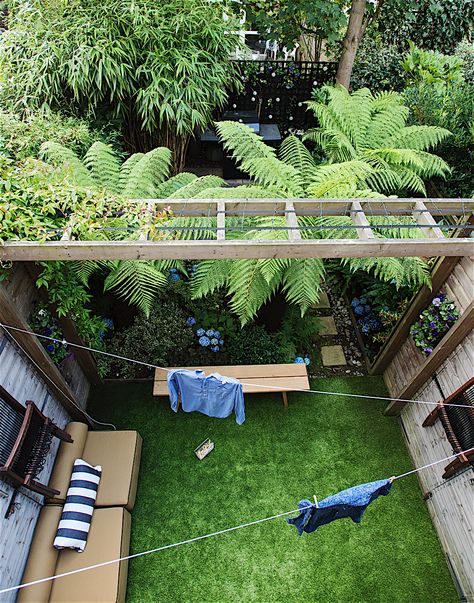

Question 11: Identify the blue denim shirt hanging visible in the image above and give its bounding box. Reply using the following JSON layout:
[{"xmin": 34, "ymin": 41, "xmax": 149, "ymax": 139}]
[
  {"xmin": 167, "ymin": 369, "xmax": 245, "ymax": 425},
  {"xmin": 287, "ymin": 479, "xmax": 392, "ymax": 535}
]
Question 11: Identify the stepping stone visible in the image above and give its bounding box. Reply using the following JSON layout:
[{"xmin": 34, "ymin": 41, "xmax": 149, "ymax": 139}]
[
  {"xmin": 319, "ymin": 316, "xmax": 338, "ymax": 336},
  {"xmin": 312, "ymin": 291, "xmax": 331, "ymax": 310},
  {"xmin": 321, "ymin": 345, "xmax": 347, "ymax": 367}
]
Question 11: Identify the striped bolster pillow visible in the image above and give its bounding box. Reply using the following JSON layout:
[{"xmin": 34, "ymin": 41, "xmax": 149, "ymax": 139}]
[{"xmin": 53, "ymin": 458, "xmax": 102, "ymax": 553}]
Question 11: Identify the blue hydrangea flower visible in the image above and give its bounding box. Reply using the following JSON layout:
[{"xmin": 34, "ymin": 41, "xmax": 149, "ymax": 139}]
[
  {"xmin": 354, "ymin": 305, "xmax": 365, "ymax": 316},
  {"xmin": 186, "ymin": 317, "xmax": 196, "ymax": 326},
  {"xmin": 196, "ymin": 328, "xmax": 205, "ymax": 337},
  {"xmin": 213, "ymin": 330, "xmax": 221, "ymax": 339},
  {"xmin": 210, "ymin": 338, "xmax": 219, "ymax": 346},
  {"xmin": 304, "ymin": 356, "xmax": 311, "ymax": 366},
  {"xmin": 47, "ymin": 344, "xmax": 55, "ymax": 352},
  {"xmin": 364, "ymin": 305, "xmax": 371, "ymax": 314},
  {"xmin": 199, "ymin": 336, "xmax": 211, "ymax": 347},
  {"xmin": 211, "ymin": 345, "xmax": 220, "ymax": 352},
  {"xmin": 99, "ymin": 331, "xmax": 105, "ymax": 340},
  {"xmin": 206, "ymin": 329, "xmax": 215, "ymax": 337},
  {"xmin": 169, "ymin": 268, "xmax": 177, "ymax": 273},
  {"xmin": 102, "ymin": 318, "xmax": 114, "ymax": 329},
  {"xmin": 351, "ymin": 298, "xmax": 360, "ymax": 308},
  {"xmin": 169, "ymin": 272, "xmax": 180, "ymax": 282},
  {"xmin": 219, "ymin": 339, "xmax": 224, "ymax": 345},
  {"xmin": 294, "ymin": 356, "xmax": 304, "ymax": 364}
]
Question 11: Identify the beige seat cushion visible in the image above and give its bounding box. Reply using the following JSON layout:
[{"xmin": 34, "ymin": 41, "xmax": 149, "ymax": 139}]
[
  {"xmin": 49, "ymin": 507, "xmax": 131, "ymax": 603},
  {"xmin": 47, "ymin": 422, "xmax": 89, "ymax": 504},
  {"xmin": 18, "ymin": 506, "xmax": 63, "ymax": 603},
  {"xmin": 82, "ymin": 431, "xmax": 142, "ymax": 511}
]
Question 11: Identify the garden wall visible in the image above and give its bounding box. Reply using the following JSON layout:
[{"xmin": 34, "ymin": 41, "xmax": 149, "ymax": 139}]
[
  {"xmin": 0, "ymin": 331, "xmax": 71, "ymax": 602},
  {"xmin": 0, "ymin": 263, "xmax": 95, "ymax": 599},
  {"xmin": 382, "ymin": 255, "xmax": 474, "ymax": 600}
]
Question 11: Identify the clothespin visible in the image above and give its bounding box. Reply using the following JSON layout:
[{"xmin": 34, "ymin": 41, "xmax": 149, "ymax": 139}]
[
  {"xmin": 389, "ymin": 476, "xmax": 396, "ymax": 483},
  {"xmin": 313, "ymin": 495, "xmax": 319, "ymax": 508}
]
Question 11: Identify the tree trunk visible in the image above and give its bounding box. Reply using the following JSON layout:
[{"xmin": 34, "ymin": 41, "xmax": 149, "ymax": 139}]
[{"xmin": 336, "ymin": 0, "xmax": 367, "ymax": 89}]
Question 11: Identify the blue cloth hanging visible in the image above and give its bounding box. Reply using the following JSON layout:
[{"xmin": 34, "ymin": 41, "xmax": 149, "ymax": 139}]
[
  {"xmin": 287, "ymin": 479, "xmax": 392, "ymax": 535},
  {"xmin": 167, "ymin": 369, "xmax": 245, "ymax": 425}
]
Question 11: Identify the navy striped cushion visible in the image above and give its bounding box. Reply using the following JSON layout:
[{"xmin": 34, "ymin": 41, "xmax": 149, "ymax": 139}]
[{"xmin": 53, "ymin": 458, "xmax": 102, "ymax": 553}]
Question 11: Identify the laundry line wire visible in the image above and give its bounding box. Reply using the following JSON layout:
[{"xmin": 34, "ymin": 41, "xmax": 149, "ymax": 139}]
[
  {"xmin": 0, "ymin": 322, "xmax": 469, "ymax": 410},
  {"xmin": 0, "ymin": 446, "xmax": 472, "ymax": 597}
]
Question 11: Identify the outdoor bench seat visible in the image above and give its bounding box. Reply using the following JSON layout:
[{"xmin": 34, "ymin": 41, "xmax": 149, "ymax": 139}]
[
  {"xmin": 153, "ymin": 363, "xmax": 310, "ymax": 407},
  {"xmin": 46, "ymin": 422, "xmax": 143, "ymax": 512},
  {"xmin": 18, "ymin": 505, "xmax": 130, "ymax": 603}
]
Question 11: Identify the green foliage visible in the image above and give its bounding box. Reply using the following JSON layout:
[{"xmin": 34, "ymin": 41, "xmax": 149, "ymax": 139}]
[
  {"xmin": 0, "ymin": 0, "xmax": 240, "ymax": 170},
  {"xmin": 376, "ymin": 0, "xmax": 474, "ymax": 54},
  {"xmin": 226, "ymin": 324, "xmax": 286, "ymax": 365},
  {"xmin": 401, "ymin": 42, "xmax": 464, "ymax": 86},
  {"xmin": 351, "ymin": 37, "xmax": 405, "ymax": 92},
  {"xmin": 238, "ymin": 0, "xmax": 347, "ymax": 60},
  {"xmin": 0, "ymin": 110, "xmax": 119, "ymax": 161},
  {"xmin": 410, "ymin": 293, "xmax": 459, "ymax": 356},
  {"xmin": 99, "ymin": 297, "xmax": 196, "ymax": 378},
  {"xmin": 304, "ymin": 85, "xmax": 451, "ymax": 195},
  {"xmin": 455, "ymin": 41, "xmax": 474, "ymax": 85}
]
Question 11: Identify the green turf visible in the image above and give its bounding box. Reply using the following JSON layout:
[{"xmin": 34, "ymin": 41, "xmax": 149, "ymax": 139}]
[{"xmin": 88, "ymin": 377, "xmax": 457, "ymax": 603}]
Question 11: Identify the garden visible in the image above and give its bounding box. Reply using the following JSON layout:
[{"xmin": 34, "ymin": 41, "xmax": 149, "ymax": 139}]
[
  {"xmin": 0, "ymin": 0, "xmax": 472, "ymax": 599},
  {"xmin": 0, "ymin": 0, "xmax": 471, "ymax": 378}
]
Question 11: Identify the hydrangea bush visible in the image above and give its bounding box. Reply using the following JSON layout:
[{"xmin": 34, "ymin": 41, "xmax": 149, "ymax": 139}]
[
  {"xmin": 410, "ymin": 293, "xmax": 459, "ymax": 355},
  {"xmin": 351, "ymin": 297, "xmax": 382, "ymax": 335},
  {"xmin": 29, "ymin": 305, "xmax": 72, "ymax": 366},
  {"xmin": 189, "ymin": 319, "xmax": 225, "ymax": 353}
]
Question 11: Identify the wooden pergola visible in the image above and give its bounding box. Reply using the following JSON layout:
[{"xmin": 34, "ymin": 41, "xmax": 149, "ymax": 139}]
[{"xmin": 1, "ymin": 198, "xmax": 473, "ymax": 260}]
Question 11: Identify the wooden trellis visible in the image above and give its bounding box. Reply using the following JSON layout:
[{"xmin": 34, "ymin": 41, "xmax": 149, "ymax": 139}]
[{"xmin": 1, "ymin": 198, "xmax": 473, "ymax": 260}]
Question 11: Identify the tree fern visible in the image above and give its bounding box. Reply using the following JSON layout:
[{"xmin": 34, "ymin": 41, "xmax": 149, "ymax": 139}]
[
  {"xmin": 215, "ymin": 121, "xmax": 275, "ymax": 163},
  {"xmin": 83, "ymin": 142, "xmax": 121, "ymax": 193},
  {"xmin": 39, "ymin": 141, "xmax": 95, "ymax": 187},
  {"xmin": 282, "ymin": 259, "xmax": 325, "ymax": 315},
  {"xmin": 103, "ymin": 260, "xmax": 168, "ymax": 316},
  {"xmin": 122, "ymin": 147, "xmax": 172, "ymax": 198}
]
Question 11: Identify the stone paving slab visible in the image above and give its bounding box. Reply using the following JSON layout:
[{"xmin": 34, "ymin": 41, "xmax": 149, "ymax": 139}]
[
  {"xmin": 312, "ymin": 291, "xmax": 331, "ymax": 310},
  {"xmin": 319, "ymin": 316, "xmax": 338, "ymax": 336},
  {"xmin": 321, "ymin": 345, "xmax": 347, "ymax": 366}
]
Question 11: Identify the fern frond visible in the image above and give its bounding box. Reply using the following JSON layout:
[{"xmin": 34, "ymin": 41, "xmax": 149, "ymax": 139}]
[
  {"xmin": 278, "ymin": 135, "xmax": 316, "ymax": 184},
  {"xmin": 119, "ymin": 153, "xmax": 144, "ymax": 193},
  {"xmin": 122, "ymin": 147, "xmax": 172, "ymax": 198},
  {"xmin": 240, "ymin": 157, "xmax": 305, "ymax": 196},
  {"xmin": 215, "ymin": 121, "xmax": 275, "ymax": 165},
  {"xmin": 83, "ymin": 142, "xmax": 121, "ymax": 193},
  {"xmin": 282, "ymin": 258, "xmax": 325, "ymax": 315},
  {"xmin": 39, "ymin": 141, "xmax": 94, "ymax": 187},
  {"xmin": 154, "ymin": 173, "xmax": 197, "ymax": 198},
  {"xmin": 103, "ymin": 260, "xmax": 168, "ymax": 316},
  {"xmin": 385, "ymin": 126, "xmax": 452, "ymax": 151},
  {"xmin": 192, "ymin": 185, "xmax": 279, "ymax": 199},
  {"xmin": 70, "ymin": 260, "xmax": 112, "ymax": 286},
  {"xmin": 306, "ymin": 161, "xmax": 375, "ymax": 197},
  {"xmin": 227, "ymin": 259, "xmax": 278, "ymax": 325},
  {"xmin": 190, "ymin": 259, "xmax": 231, "ymax": 298},
  {"xmin": 167, "ymin": 175, "xmax": 225, "ymax": 199}
]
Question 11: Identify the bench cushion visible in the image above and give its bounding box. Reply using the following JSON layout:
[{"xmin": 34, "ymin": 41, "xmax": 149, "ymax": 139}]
[
  {"xmin": 82, "ymin": 430, "xmax": 142, "ymax": 511},
  {"xmin": 18, "ymin": 506, "xmax": 63, "ymax": 603},
  {"xmin": 49, "ymin": 507, "xmax": 131, "ymax": 603},
  {"xmin": 47, "ymin": 426, "xmax": 142, "ymax": 512}
]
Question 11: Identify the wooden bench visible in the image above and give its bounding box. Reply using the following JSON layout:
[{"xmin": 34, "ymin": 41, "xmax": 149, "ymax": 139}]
[{"xmin": 153, "ymin": 364, "xmax": 310, "ymax": 407}]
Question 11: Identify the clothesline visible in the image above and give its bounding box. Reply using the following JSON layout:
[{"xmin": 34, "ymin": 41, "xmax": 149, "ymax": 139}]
[
  {"xmin": 0, "ymin": 323, "xmax": 468, "ymax": 410},
  {"xmin": 0, "ymin": 447, "xmax": 472, "ymax": 596}
]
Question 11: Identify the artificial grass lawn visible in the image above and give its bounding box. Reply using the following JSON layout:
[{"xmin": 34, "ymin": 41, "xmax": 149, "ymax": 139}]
[{"xmin": 88, "ymin": 377, "xmax": 457, "ymax": 603}]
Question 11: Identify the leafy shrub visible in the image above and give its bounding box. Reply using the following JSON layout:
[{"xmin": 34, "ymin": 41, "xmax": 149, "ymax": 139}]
[
  {"xmin": 0, "ymin": 110, "xmax": 120, "ymax": 160},
  {"xmin": 401, "ymin": 42, "xmax": 464, "ymax": 86},
  {"xmin": 455, "ymin": 40, "xmax": 474, "ymax": 84},
  {"xmin": 276, "ymin": 305, "xmax": 320, "ymax": 362},
  {"xmin": 101, "ymin": 297, "xmax": 196, "ymax": 378},
  {"xmin": 351, "ymin": 38, "xmax": 405, "ymax": 92},
  {"xmin": 410, "ymin": 293, "xmax": 459, "ymax": 356},
  {"xmin": 227, "ymin": 324, "xmax": 286, "ymax": 365},
  {"xmin": 29, "ymin": 305, "xmax": 71, "ymax": 366}
]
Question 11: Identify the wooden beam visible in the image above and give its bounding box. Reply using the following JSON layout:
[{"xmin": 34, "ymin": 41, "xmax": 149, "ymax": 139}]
[
  {"xmin": 383, "ymin": 300, "xmax": 474, "ymax": 415},
  {"xmin": 1, "ymin": 237, "xmax": 473, "ymax": 261},
  {"xmin": 285, "ymin": 201, "xmax": 301, "ymax": 241},
  {"xmin": 216, "ymin": 200, "xmax": 226, "ymax": 241},
  {"xmin": 0, "ymin": 282, "xmax": 91, "ymax": 423},
  {"xmin": 351, "ymin": 200, "xmax": 375, "ymax": 240},
  {"xmin": 413, "ymin": 200, "xmax": 445, "ymax": 239}
]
